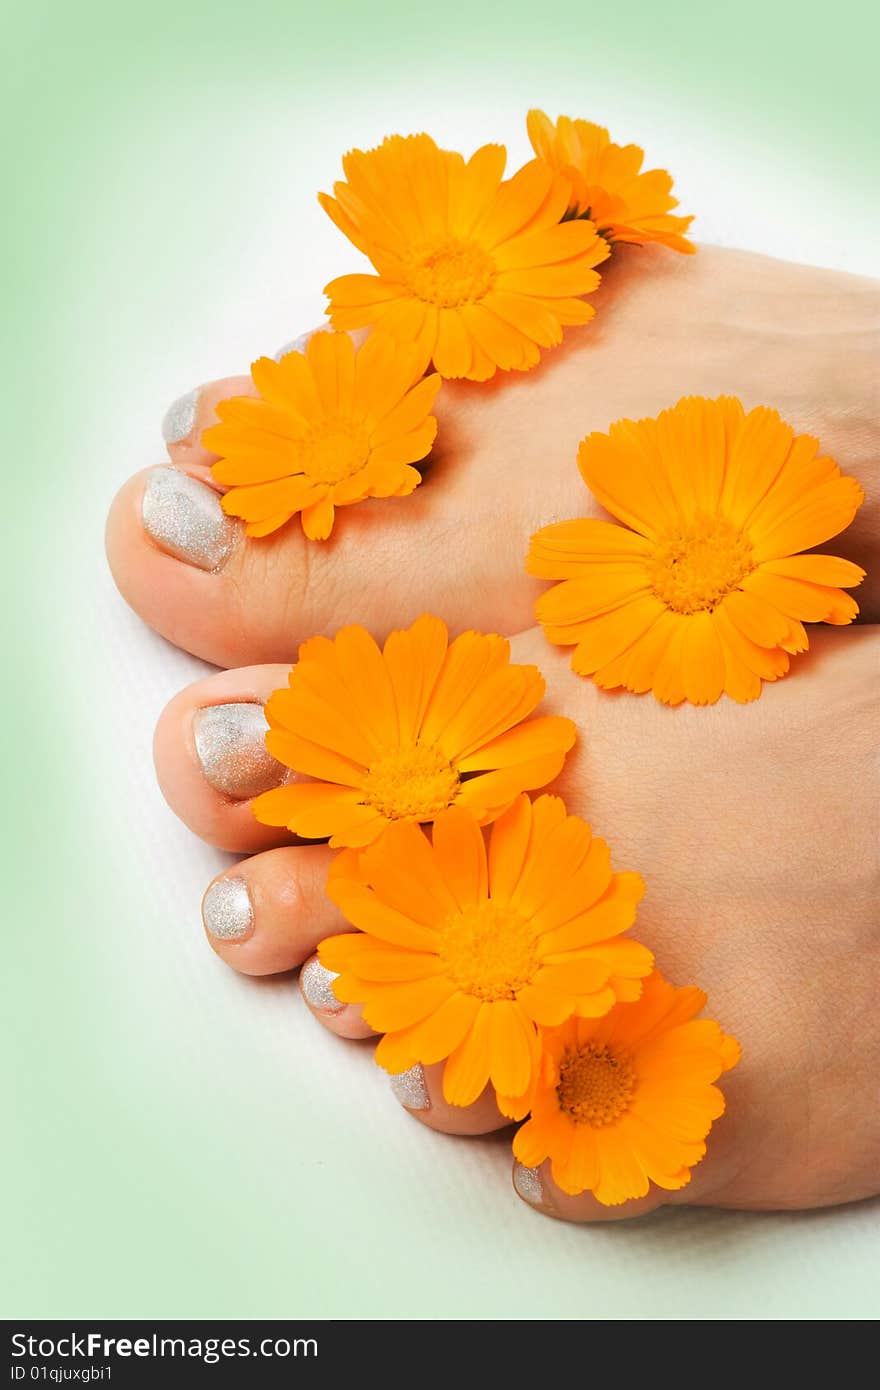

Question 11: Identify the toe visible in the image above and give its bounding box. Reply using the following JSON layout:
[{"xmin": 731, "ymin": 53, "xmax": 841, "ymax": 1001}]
[
  {"xmin": 106, "ymin": 455, "xmax": 525, "ymax": 667},
  {"xmin": 106, "ymin": 355, "xmax": 561, "ymax": 666},
  {"xmin": 201, "ymin": 844, "xmax": 339, "ymax": 976},
  {"xmin": 299, "ymin": 955, "xmax": 374, "ymax": 1040},
  {"xmin": 153, "ymin": 665, "xmax": 297, "ymax": 852},
  {"xmin": 511, "ymin": 1160, "xmax": 668, "ymax": 1222},
  {"xmin": 162, "ymin": 374, "xmax": 255, "ymax": 476},
  {"xmin": 388, "ymin": 1063, "xmax": 511, "ymax": 1137}
]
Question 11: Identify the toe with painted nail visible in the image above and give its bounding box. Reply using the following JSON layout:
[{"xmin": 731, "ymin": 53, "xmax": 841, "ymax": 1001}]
[
  {"xmin": 512, "ymin": 1162, "xmax": 546, "ymax": 1209},
  {"xmin": 202, "ymin": 877, "xmax": 254, "ymax": 942},
  {"xmin": 162, "ymin": 389, "xmax": 200, "ymax": 444},
  {"xmin": 142, "ymin": 467, "xmax": 237, "ymax": 572},
  {"xmin": 193, "ymin": 703, "xmax": 286, "ymax": 801},
  {"xmin": 300, "ymin": 958, "xmax": 344, "ymax": 1014},
  {"xmin": 390, "ymin": 1064, "xmax": 430, "ymax": 1112}
]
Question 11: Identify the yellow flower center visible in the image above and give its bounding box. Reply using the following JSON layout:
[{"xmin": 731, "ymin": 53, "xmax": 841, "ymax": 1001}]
[
  {"xmin": 557, "ymin": 1044, "xmax": 636, "ymax": 1127},
  {"xmin": 301, "ymin": 419, "xmax": 370, "ymax": 484},
  {"xmin": 439, "ymin": 901, "xmax": 540, "ymax": 1002},
  {"xmin": 405, "ymin": 238, "xmax": 495, "ymax": 307},
  {"xmin": 649, "ymin": 514, "xmax": 754, "ymax": 614},
  {"xmin": 362, "ymin": 742, "xmax": 460, "ymax": 821}
]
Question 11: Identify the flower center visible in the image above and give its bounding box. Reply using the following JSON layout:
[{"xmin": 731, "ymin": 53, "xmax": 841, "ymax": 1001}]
[
  {"xmin": 405, "ymin": 238, "xmax": 495, "ymax": 307},
  {"xmin": 438, "ymin": 901, "xmax": 540, "ymax": 1002},
  {"xmin": 361, "ymin": 742, "xmax": 460, "ymax": 821},
  {"xmin": 301, "ymin": 419, "xmax": 370, "ymax": 484},
  {"xmin": 649, "ymin": 514, "xmax": 754, "ymax": 614},
  {"xmin": 557, "ymin": 1044, "xmax": 636, "ymax": 1127}
]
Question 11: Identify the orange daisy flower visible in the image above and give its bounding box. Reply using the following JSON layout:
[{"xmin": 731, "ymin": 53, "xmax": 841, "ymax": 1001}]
[
  {"xmin": 527, "ymin": 109, "xmax": 695, "ymax": 254},
  {"xmin": 203, "ymin": 330, "xmax": 441, "ymax": 540},
  {"xmin": 513, "ymin": 971, "xmax": 740, "ymax": 1204},
  {"xmin": 319, "ymin": 133, "xmax": 610, "ymax": 381},
  {"xmin": 528, "ymin": 396, "xmax": 865, "ymax": 705},
  {"xmin": 321, "ymin": 795, "xmax": 653, "ymax": 1117},
  {"xmin": 252, "ymin": 615, "xmax": 576, "ymax": 848}
]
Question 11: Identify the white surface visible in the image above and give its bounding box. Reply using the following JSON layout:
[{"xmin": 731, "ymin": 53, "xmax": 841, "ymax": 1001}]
[{"xmin": 68, "ymin": 83, "xmax": 878, "ymax": 1318}]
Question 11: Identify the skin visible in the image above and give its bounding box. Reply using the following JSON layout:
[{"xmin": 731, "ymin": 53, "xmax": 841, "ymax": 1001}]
[{"xmin": 107, "ymin": 245, "xmax": 880, "ymax": 1223}]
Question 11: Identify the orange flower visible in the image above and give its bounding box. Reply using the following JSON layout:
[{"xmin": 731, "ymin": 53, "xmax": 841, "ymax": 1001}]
[
  {"xmin": 527, "ymin": 109, "xmax": 695, "ymax": 254},
  {"xmin": 321, "ymin": 795, "xmax": 653, "ymax": 1116},
  {"xmin": 513, "ymin": 972, "xmax": 740, "ymax": 1204},
  {"xmin": 203, "ymin": 331, "xmax": 441, "ymax": 540},
  {"xmin": 528, "ymin": 396, "xmax": 865, "ymax": 705},
  {"xmin": 252, "ymin": 616, "xmax": 576, "ymax": 848},
  {"xmin": 319, "ymin": 133, "xmax": 610, "ymax": 381}
]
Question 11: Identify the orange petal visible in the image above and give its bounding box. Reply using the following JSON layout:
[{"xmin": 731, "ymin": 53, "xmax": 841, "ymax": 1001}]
[
  {"xmin": 251, "ymin": 781, "xmax": 360, "ymax": 832},
  {"xmin": 680, "ymin": 609, "xmax": 725, "ymax": 706},
  {"xmin": 721, "ymin": 589, "xmax": 797, "ymax": 650},
  {"xmin": 457, "ymin": 715, "xmax": 576, "ymax": 774},
  {"xmin": 578, "ymin": 418, "xmax": 678, "ymax": 539},
  {"xmin": 442, "ymin": 664, "xmax": 546, "ymax": 760},
  {"xmin": 751, "ymin": 475, "xmax": 864, "ymax": 562},
  {"xmin": 591, "ymin": 1125, "xmax": 650, "ymax": 1205},
  {"xmin": 431, "ymin": 806, "xmax": 488, "ymax": 910},
  {"xmin": 301, "ymin": 495, "xmax": 335, "ymax": 540},
  {"xmin": 563, "ymin": 1124, "xmax": 601, "ymax": 1196},
  {"xmin": 761, "ymin": 553, "xmax": 865, "ymax": 589},
  {"xmin": 325, "ymin": 877, "xmax": 438, "ymax": 951},
  {"xmin": 369, "ymin": 372, "xmax": 441, "ymax": 446},
  {"xmin": 488, "ymin": 1000, "xmax": 537, "ymax": 1098},
  {"xmin": 333, "ymin": 624, "xmax": 397, "ymax": 744},
  {"xmin": 532, "ymin": 836, "xmax": 609, "ymax": 931},
  {"xmin": 568, "ymin": 597, "xmax": 667, "ymax": 673},
  {"xmin": 539, "ymin": 876, "xmax": 646, "ymax": 954},
  {"xmin": 381, "ymin": 990, "xmax": 481, "ymax": 1067},
  {"xmin": 450, "ymin": 142, "xmax": 507, "ymax": 239},
  {"xmin": 432, "ymin": 309, "xmax": 474, "ymax": 379},
  {"xmin": 456, "ymin": 752, "xmax": 569, "ymax": 821},
  {"xmin": 528, "ymin": 518, "xmax": 652, "ymax": 579},
  {"xmin": 743, "ymin": 569, "xmax": 859, "ymax": 625},
  {"xmin": 534, "ymin": 958, "xmax": 610, "ymax": 995},
  {"xmin": 517, "ymin": 983, "xmax": 578, "ymax": 1027},
  {"xmin": 264, "ymin": 729, "xmax": 365, "ymax": 784},
  {"xmin": 535, "ymin": 566, "xmax": 652, "ymax": 630},
  {"xmin": 324, "ymin": 938, "xmax": 442, "ymax": 984},
  {"xmin": 486, "ymin": 794, "xmax": 534, "ymax": 902},
  {"xmin": 360, "ymin": 976, "xmax": 457, "ymax": 1033},
  {"xmin": 382, "ymin": 613, "xmax": 449, "ymax": 744},
  {"xmin": 442, "ymin": 1003, "xmax": 492, "ymax": 1107},
  {"xmin": 360, "ymin": 821, "xmax": 459, "ymax": 926}
]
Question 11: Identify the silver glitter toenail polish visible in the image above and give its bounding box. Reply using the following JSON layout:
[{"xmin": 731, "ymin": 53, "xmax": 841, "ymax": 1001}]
[
  {"xmin": 512, "ymin": 1162, "xmax": 544, "ymax": 1206},
  {"xmin": 390, "ymin": 1064, "xmax": 430, "ymax": 1112},
  {"xmin": 142, "ymin": 467, "xmax": 236, "ymax": 572},
  {"xmin": 300, "ymin": 958, "xmax": 343, "ymax": 1013},
  {"xmin": 161, "ymin": 388, "xmax": 199, "ymax": 444},
  {"xmin": 202, "ymin": 877, "xmax": 253, "ymax": 941},
  {"xmin": 193, "ymin": 703, "xmax": 285, "ymax": 801},
  {"xmin": 272, "ymin": 326, "xmax": 327, "ymax": 362}
]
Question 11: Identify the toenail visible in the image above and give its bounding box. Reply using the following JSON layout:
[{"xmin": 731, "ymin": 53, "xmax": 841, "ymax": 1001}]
[
  {"xmin": 272, "ymin": 326, "xmax": 328, "ymax": 362},
  {"xmin": 512, "ymin": 1162, "xmax": 545, "ymax": 1208},
  {"xmin": 202, "ymin": 877, "xmax": 254, "ymax": 941},
  {"xmin": 142, "ymin": 466, "xmax": 237, "ymax": 572},
  {"xmin": 389, "ymin": 1064, "xmax": 430, "ymax": 1112},
  {"xmin": 193, "ymin": 703, "xmax": 286, "ymax": 800},
  {"xmin": 300, "ymin": 958, "xmax": 344, "ymax": 1013},
  {"xmin": 161, "ymin": 388, "xmax": 199, "ymax": 443}
]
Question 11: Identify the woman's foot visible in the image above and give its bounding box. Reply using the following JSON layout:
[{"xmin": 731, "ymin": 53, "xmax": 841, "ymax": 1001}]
[
  {"xmin": 107, "ymin": 244, "xmax": 880, "ymax": 1221},
  {"xmin": 106, "ymin": 246, "xmax": 880, "ymax": 671},
  {"xmin": 151, "ymin": 623, "xmax": 880, "ymax": 1222}
]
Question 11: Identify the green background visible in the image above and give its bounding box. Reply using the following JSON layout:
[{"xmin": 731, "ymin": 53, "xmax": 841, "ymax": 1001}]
[{"xmin": 3, "ymin": 0, "xmax": 878, "ymax": 1320}]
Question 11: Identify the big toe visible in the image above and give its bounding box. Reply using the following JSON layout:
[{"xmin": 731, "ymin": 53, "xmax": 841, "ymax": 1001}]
[{"xmin": 105, "ymin": 339, "xmax": 566, "ymax": 668}]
